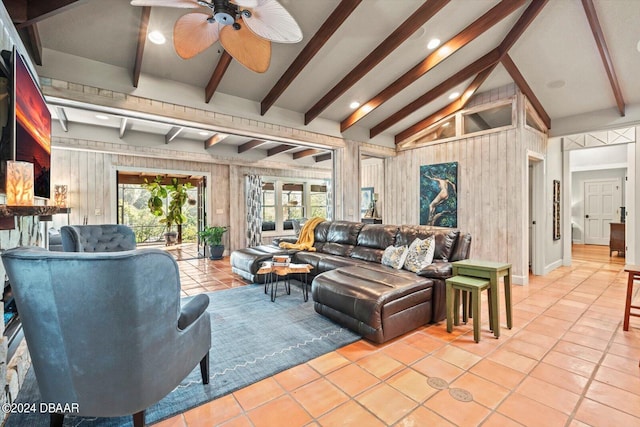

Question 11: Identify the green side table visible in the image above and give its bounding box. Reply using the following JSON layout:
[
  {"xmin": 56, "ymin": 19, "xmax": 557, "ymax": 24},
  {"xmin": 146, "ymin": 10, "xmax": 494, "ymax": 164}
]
[{"xmin": 452, "ymin": 259, "xmax": 513, "ymax": 339}]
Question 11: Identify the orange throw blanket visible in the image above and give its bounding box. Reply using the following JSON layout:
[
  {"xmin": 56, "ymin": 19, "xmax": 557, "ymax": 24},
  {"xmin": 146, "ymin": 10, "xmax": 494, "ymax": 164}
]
[{"xmin": 278, "ymin": 217, "xmax": 325, "ymax": 252}]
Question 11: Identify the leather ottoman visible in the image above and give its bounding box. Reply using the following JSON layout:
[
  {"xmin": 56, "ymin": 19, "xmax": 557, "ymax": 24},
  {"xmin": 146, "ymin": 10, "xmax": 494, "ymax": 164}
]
[
  {"xmin": 312, "ymin": 265, "xmax": 434, "ymax": 344},
  {"xmin": 230, "ymin": 245, "xmax": 292, "ymax": 284}
]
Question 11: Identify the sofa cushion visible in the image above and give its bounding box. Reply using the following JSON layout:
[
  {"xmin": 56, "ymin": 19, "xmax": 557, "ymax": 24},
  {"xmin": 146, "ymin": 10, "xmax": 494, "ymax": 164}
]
[
  {"xmin": 351, "ymin": 224, "xmax": 399, "ymax": 262},
  {"xmin": 415, "ymin": 260, "xmax": 453, "ymax": 279},
  {"xmin": 326, "ymin": 221, "xmax": 365, "ymax": 245},
  {"xmin": 381, "ymin": 245, "xmax": 409, "ymax": 269},
  {"xmin": 396, "ymin": 226, "xmax": 459, "ymax": 262},
  {"xmin": 321, "ymin": 243, "xmax": 355, "ymax": 257},
  {"xmin": 403, "ymin": 237, "xmax": 435, "ymax": 273}
]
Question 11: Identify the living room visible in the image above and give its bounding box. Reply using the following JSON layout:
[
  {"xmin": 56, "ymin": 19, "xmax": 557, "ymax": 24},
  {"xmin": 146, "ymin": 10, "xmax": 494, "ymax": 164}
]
[{"xmin": 0, "ymin": 1, "xmax": 639, "ymax": 426}]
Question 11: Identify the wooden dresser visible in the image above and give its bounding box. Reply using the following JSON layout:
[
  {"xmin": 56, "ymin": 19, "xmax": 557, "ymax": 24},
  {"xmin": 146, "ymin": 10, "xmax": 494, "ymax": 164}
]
[{"xmin": 609, "ymin": 222, "xmax": 625, "ymax": 257}]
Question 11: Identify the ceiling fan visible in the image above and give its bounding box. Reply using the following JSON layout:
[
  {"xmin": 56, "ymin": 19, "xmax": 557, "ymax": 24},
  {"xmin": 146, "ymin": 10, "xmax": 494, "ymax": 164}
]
[{"xmin": 130, "ymin": 0, "xmax": 303, "ymax": 73}]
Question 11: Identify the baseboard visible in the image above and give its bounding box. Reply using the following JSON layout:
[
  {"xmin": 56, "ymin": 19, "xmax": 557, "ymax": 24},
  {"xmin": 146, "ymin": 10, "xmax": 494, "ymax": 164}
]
[
  {"xmin": 511, "ymin": 274, "xmax": 527, "ymax": 285},
  {"xmin": 544, "ymin": 259, "xmax": 563, "ymax": 275}
]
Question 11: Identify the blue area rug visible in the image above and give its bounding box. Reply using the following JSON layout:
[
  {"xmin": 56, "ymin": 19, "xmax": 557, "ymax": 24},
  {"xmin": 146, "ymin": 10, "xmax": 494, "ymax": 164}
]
[{"xmin": 5, "ymin": 283, "xmax": 360, "ymax": 426}]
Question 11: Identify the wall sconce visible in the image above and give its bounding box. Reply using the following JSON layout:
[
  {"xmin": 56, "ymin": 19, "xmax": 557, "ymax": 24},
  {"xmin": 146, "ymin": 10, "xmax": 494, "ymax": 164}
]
[
  {"xmin": 54, "ymin": 184, "xmax": 68, "ymax": 208},
  {"xmin": 6, "ymin": 161, "xmax": 34, "ymax": 206}
]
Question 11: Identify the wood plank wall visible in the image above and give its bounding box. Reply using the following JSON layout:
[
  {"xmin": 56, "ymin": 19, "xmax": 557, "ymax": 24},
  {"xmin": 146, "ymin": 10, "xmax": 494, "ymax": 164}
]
[{"xmin": 383, "ymin": 87, "xmax": 547, "ymax": 283}]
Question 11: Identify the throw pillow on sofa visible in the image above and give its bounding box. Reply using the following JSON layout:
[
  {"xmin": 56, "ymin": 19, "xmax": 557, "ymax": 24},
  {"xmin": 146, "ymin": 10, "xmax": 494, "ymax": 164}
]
[
  {"xmin": 403, "ymin": 236, "xmax": 435, "ymax": 273},
  {"xmin": 381, "ymin": 245, "xmax": 409, "ymax": 269}
]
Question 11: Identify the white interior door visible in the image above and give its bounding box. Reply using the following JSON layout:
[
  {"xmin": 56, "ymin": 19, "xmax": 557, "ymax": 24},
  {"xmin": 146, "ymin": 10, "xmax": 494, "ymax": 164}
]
[{"xmin": 584, "ymin": 179, "xmax": 619, "ymax": 245}]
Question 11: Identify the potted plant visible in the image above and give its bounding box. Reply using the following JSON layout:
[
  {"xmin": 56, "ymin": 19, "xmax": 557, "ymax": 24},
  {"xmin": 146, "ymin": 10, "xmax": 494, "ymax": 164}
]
[
  {"xmin": 142, "ymin": 176, "xmax": 192, "ymax": 245},
  {"xmin": 198, "ymin": 226, "xmax": 228, "ymax": 260}
]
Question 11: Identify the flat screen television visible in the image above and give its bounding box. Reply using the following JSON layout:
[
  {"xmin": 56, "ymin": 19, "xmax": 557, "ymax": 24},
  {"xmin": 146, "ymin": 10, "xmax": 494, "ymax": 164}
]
[{"xmin": 12, "ymin": 47, "xmax": 51, "ymax": 199}]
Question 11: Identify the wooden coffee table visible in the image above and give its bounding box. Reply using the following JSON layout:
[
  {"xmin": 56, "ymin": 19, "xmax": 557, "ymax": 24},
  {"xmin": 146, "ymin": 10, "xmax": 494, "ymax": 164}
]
[{"xmin": 257, "ymin": 262, "xmax": 313, "ymax": 302}]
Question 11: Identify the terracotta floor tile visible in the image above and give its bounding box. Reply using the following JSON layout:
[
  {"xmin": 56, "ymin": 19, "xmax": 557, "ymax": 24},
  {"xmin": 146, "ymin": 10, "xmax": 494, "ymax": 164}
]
[
  {"xmin": 387, "ymin": 368, "xmax": 438, "ymax": 402},
  {"xmin": 567, "ymin": 420, "xmax": 592, "ymax": 427},
  {"xmin": 554, "ymin": 340, "xmax": 604, "ymax": 363},
  {"xmin": 307, "ymin": 351, "xmax": 351, "ymax": 375},
  {"xmin": 356, "ymin": 352, "xmax": 405, "ymax": 380},
  {"xmin": 247, "ymin": 395, "xmax": 312, "ymax": 427},
  {"xmin": 154, "ymin": 415, "xmax": 186, "ymax": 427},
  {"xmin": 355, "ymin": 383, "xmax": 418, "ymax": 425},
  {"xmin": 381, "ymin": 341, "xmax": 427, "ymax": 365},
  {"xmin": 528, "ymin": 362, "xmax": 589, "ymax": 395},
  {"xmin": 423, "ymin": 389, "xmax": 491, "ymax": 426},
  {"xmin": 469, "ymin": 359, "xmax": 526, "ymax": 389},
  {"xmin": 450, "ymin": 372, "xmax": 510, "ymax": 409},
  {"xmin": 585, "ymin": 380, "xmax": 640, "ymax": 417},
  {"xmin": 273, "ymin": 363, "xmax": 321, "ymax": 392},
  {"xmin": 395, "ymin": 406, "xmax": 456, "ymax": 427},
  {"xmin": 335, "ymin": 339, "xmax": 379, "ymax": 361},
  {"xmin": 600, "ymin": 353, "xmax": 640, "ymax": 376},
  {"xmin": 182, "ymin": 395, "xmax": 242, "ymax": 427},
  {"xmin": 218, "ymin": 415, "xmax": 253, "ymax": 427},
  {"xmin": 497, "ymin": 393, "xmax": 568, "ymax": 427},
  {"xmin": 487, "ymin": 348, "xmax": 538, "ymax": 373},
  {"xmin": 433, "ymin": 344, "xmax": 482, "ymax": 370},
  {"xmin": 232, "ymin": 377, "xmax": 285, "ymax": 411},
  {"xmin": 502, "ymin": 338, "xmax": 549, "ymax": 360},
  {"xmin": 403, "ymin": 331, "xmax": 448, "ymax": 353},
  {"xmin": 411, "ymin": 356, "xmax": 465, "ymax": 384},
  {"xmin": 522, "ymin": 321, "xmax": 567, "ymax": 339},
  {"xmin": 593, "ymin": 365, "xmax": 640, "ymax": 396},
  {"xmin": 513, "ymin": 329, "xmax": 558, "ymax": 350},
  {"xmin": 316, "ymin": 400, "xmax": 385, "ymax": 427},
  {"xmin": 607, "ymin": 342, "xmax": 640, "ymax": 361},
  {"xmin": 575, "ymin": 398, "xmax": 640, "ymax": 426},
  {"xmin": 516, "ymin": 376, "xmax": 581, "ymax": 415},
  {"xmin": 481, "ymin": 412, "xmax": 525, "ymax": 427},
  {"xmin": 291, "ymin": 378, "xmax": 349, "ymax": 418},
  {"xmin": 325, "ymin": 363, "xmax": 380, "ymax": 397},
  {"xmin": 542, "ymin": 350, "xmax": 596, "ymax": 378}
]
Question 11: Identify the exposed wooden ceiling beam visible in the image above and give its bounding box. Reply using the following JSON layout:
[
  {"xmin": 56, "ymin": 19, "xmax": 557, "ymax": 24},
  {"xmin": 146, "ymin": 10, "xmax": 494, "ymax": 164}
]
[
  {"xmin": 260, "ymin": 0, "xmax": 362, "ymax": 116},
  {"xmin": 55, "ymin": 107, "xmax": 68, "ymax": 132},
  {"xmin": 204, "ymin": 133, "xmax": 228, "ymax": 149},
  {"xmin": 119, "ymin": 117, "xmax": 128, "ymax": 139},
  {"xmin": 267, "ymin": 144, "xmax": 296, "ymax": 157},
  {"xmin": 342, "ymin": 0, "xmax": 525, "ymax": 132},
  {"xmin": 165, "ymin": 126, "xmax": 184, "ymax": 144},
  {"xmin": 205, "ymin": 51, "xmax": 233, "ymax": 103},
  {"xmin": 19, "ymin": 23, "xmax": 42, "ymax": 66},
  {"xmin": 498, "ymin": 0, "xmax": 548, "ymax": 55},
  {"xmin": 581, "ymin": 0, "xmax": 625, "ymax": 116},
  {"xmin": 293, "ymin": 149, "xmax": 323, "ymax": 160},
  {"xmin": 501, "ymin": 54, "xmax": 551, "ymax": 129},
  {"xmin": 304, "ymin": 0, "xmax": 450, "ymax": 125},
  {"xmin": 237, "ymin": 139, "xmax": 267, "ymax": 153},
  {"xmin": 370, "ymin": 48, "xmax": 500, "ymax": 138},
  {"xmin": 6, "ymin": 0, "xmax": 89, "ymax": 28},
  {"xmin": 396, "ymin": 65, "xmax": 497, "ymax": 145},
  {"xmin": 394, "ymin": 0, "xmax": 549, "ymax": 145},
  {"xmin": 315, "ymin": 153, "xmax": 332, "ymax": 163},
  {"xmin": 133, "ymin": 6, "xmax": 151, "ymax": 88}
]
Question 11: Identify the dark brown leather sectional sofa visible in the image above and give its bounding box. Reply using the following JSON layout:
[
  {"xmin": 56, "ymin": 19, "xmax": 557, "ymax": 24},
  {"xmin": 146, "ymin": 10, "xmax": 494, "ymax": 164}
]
[{"xmin": 231, "ymin": 220, "xmax": 471, "ymax": 343}]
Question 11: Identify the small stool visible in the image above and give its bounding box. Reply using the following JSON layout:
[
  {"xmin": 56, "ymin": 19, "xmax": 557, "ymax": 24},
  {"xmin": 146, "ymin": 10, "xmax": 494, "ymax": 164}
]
[
  {"xmin": 623, "ymin": 265, "xmax": 640, "ymax": 331},
  {"xmin": 446, "ymin": 275, "xmax": 492, "ymax": 343}
]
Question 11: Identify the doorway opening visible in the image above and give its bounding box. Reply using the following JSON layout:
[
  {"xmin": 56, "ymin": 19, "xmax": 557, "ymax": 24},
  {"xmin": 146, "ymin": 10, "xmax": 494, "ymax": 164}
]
[{"xmin": 528, "ymin": 154, "xmax": 544, "ymax": 277}]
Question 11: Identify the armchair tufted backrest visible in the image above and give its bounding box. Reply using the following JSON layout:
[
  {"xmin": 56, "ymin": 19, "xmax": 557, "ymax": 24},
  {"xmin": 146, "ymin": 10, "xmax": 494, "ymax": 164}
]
[{"xmin": 61, "ymin": 224, "xmax": 137, "ymax": 252}]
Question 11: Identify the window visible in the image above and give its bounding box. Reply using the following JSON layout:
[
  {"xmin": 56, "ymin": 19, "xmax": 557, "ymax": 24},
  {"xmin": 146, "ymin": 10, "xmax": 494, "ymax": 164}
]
[
  {"xmin": 462, "ymin": 102, "xmax": 513, "ymax": 135},
  {"xmin": 261, "ymin": 179, "xmax": 329, "ymax": 232},
  {"xmin": 414, "ymin": 116, "xmax": 456, "ymax": 145}
]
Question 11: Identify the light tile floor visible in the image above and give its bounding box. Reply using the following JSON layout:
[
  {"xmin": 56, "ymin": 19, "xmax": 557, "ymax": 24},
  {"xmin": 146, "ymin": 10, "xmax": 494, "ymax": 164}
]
[{"xmin": 156, "ymin": 244, "xmax": 639, "ymax": 426}]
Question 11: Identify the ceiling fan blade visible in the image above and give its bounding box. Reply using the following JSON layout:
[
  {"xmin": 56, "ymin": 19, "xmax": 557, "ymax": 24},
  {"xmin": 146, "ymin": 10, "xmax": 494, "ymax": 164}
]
[
  {"xmin": 219, "ymin": 23, "xmax": 271, "ymax": 73},
  {"xmin": 232, "ymin": 0, "xmax": 259, "ymax": 7},
  {"xmin": 241, "ymin": 0, "xmax": 302, "ymax": 43},
  {"xmin": 174, "ymin": 13, "xmax": 220, "ymax": 59},
  {"xmin": 130, "ymin": 0, "xmax": 199, "ymax": 8}
]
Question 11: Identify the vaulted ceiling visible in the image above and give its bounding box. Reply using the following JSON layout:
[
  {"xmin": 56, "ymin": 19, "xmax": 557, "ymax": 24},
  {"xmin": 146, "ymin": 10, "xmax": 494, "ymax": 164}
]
[{"xmin": 6, "ymin": 0, "xmax": 640, "ymax": 158}]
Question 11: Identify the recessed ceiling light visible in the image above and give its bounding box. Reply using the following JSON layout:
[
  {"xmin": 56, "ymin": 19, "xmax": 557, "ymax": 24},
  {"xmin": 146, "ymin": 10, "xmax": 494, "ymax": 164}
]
[
  {"xmin": 148, "ymin": 31, "xmax": 166, "ymax": 45},
  {"xmin": 95, "ymin": 114, "xmax": 109, "ymax": 120},
  {"xmin": 349, "ymin": 101, "xmax": 360, "ymax": 109},
  {"xmin": 198, "ymin": 131, "xmax": 209, "ymax": 136},
  {"xmin": 448, "ymin": 92, "xmax": 460, "ymax": 100},
  {"xmin": 427, "ymin": 38, "xmax": 441, "ymax": 50},
  {"xmin": 547, "ymin": 79, "xmax": 566, "ymax": 89}
]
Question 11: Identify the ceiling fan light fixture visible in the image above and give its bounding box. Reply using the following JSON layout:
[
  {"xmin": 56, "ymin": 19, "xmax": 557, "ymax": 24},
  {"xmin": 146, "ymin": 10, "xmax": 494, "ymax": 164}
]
[
  {"xmin": 213, "ymin": 0, "xmax": 238, "ymax": 25},
  {"xmin": 148, "ymin": 30, "xmax": 166, "ymax": 45}
]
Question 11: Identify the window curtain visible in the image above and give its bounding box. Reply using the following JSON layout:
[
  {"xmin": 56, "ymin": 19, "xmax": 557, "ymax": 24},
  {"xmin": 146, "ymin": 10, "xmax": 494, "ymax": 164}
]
[{"xmin": 246, "ymin": 175, "xmax": 263, "ymax": 247}]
